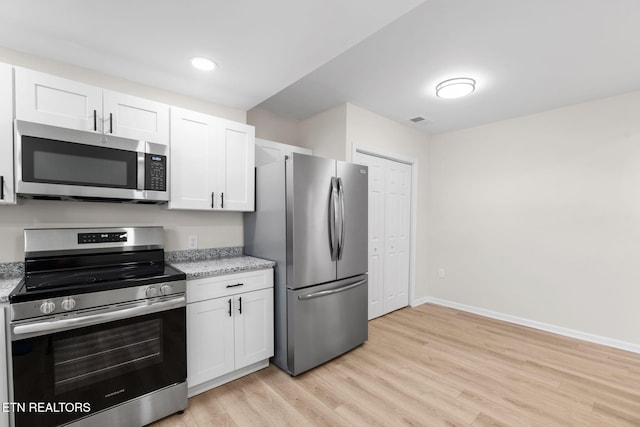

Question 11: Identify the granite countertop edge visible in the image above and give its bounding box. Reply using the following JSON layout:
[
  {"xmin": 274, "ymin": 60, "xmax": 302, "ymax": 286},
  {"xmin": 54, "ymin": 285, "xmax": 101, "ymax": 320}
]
[{"xmin": 170, "ymin": 256, "xmax": 276, "ymax": 280}]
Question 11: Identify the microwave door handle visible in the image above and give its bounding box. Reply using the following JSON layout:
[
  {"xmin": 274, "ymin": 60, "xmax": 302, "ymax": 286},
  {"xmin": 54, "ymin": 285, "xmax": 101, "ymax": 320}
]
[{"xmin": 137, "ymin": 152, "xmax": 145, "ymax": 190}]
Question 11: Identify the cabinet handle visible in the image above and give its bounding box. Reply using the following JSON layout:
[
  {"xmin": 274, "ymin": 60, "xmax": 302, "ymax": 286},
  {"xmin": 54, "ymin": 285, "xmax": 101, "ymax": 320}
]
[
  {"xmin": 93, "ymin": 110, "xmax": 97, "ymax": 131},
  {"xmin": 238, "ymin": 296, "xmax": 242, "ymax": 314},
  {"xmin": 221, "ymin": 192, "xmax": 224, "ymax": 209},
  {"xmin": 211, "ymin": 192, "xmax": 215, "ymax": 209},
  {"xmin": 0, "ymin": 175, "xmax": 4, "ymax": 200},
  {"xmin": 225, "ymin": 283, "xmax": 244, "ymax": 288},
  {"xmin": 109, "ymin": 112, "xmax": 113, "ymax": 134},
  {"xmin": 228, "ymin": 298, "xmax": 232, "ymax": 317}
]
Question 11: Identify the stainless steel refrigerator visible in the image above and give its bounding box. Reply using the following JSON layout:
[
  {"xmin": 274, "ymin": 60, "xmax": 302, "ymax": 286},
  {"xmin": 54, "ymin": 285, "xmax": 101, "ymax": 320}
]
[{"xmin": 244, "ymin": 153, "xmax": 368, "ymax": 376}]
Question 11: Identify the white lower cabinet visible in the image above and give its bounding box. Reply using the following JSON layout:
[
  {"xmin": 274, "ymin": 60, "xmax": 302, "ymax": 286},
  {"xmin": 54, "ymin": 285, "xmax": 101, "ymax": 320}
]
[{"xmin": 186, "ymin": 269, "xmax": 273, "ymax": 396}]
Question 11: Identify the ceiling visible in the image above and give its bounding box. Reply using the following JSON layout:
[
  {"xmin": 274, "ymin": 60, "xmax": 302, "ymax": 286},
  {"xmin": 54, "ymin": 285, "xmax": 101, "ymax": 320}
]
[{"xmin": 2, "ymin": 0, "xmax": 640, "ymax": 134}]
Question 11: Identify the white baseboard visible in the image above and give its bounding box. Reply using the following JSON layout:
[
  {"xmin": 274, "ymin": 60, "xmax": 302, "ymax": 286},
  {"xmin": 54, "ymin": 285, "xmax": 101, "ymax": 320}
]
[
  {"xmin": 411, "ymin": 295, "xmax": 430, "ymax": 307},
  {"xmin": 424, "ymin": 297, "xmax": 640, "ymax": 355}
]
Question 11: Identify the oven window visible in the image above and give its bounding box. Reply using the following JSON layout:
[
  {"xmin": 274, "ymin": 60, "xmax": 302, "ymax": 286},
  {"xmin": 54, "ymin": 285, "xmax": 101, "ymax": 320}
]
[
  {"xmin": 53, "ymin": 319, "xmax": 162, "ymax": 394},
  {"xmin": 21, "ymin": 136, "xmax": 137, "ymax": 188}
]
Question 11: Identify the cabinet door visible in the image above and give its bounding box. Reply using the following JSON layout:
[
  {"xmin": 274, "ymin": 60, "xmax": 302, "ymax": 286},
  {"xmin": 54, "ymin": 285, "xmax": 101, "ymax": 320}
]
[
  {"xmin": 103, "ymin": 90, "xmax": 169, "ymax": 145},
  {"xmin": 169, "ymin": 107, "xmax": 217, "ymax": 210},
  {"xmin": 233, "ymin": 289, "xmax": 274, "ymax": 370},
  {"xmin": 215, "ymin": 119, "xmax": 255, "ymax": 211},
  {"xmin": 0, "ymin": 62, "xmax": 15, "ymax": 205},
  {"xmin": 187, "ymin": 297, "xmax": 235, "ymax": 387},
  {"xmin": 15, "ymin": 67, "xmax": 102, "ymax": 132}
]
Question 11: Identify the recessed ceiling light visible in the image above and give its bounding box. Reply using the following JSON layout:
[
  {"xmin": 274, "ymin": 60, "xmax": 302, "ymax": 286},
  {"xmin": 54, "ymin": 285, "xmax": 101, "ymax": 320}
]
[
  {"xmin": 435, "ymin": 77, "xmax": 476, "ymax": 99},
  {"xmin": 191, "ymin": 57, "xmax": 217, "ymax": 71}
]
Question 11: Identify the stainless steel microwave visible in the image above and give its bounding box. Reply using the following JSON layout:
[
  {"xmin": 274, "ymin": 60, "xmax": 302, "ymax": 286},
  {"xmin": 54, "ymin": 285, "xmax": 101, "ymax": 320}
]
[{"xmin": 14, "ymin": 120, "xmax": 169, "ymax": 203}]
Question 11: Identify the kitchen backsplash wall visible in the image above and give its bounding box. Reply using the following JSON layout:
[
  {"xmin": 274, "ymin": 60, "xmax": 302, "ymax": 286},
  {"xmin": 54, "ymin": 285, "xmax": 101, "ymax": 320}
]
[{"xmin": 0, "ymin": 199, "xmax": 243, "ymax": 262}]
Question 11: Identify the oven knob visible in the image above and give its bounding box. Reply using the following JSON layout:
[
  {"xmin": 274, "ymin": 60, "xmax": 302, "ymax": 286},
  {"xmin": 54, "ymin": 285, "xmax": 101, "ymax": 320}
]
[
  {"xmin": 146, "ymin": 286, "xmax": 159, "ymax": 298},
  {"xmin": 61, "ymin": 298, "xmax": 76, "ymax": 311},
  {"xmin": 40, "ymin": 301, "xmax": 56, "ymax": 315},
  {"xmin": 160, "ymin": 284, "xmax": 173, "ymax": 296}
]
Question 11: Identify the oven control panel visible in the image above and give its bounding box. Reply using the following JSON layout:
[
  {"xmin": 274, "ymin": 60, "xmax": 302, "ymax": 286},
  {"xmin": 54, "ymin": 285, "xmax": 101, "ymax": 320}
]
[{"xmin": 78, "ymin": 232, "xmax": 128, "ymax": 244}]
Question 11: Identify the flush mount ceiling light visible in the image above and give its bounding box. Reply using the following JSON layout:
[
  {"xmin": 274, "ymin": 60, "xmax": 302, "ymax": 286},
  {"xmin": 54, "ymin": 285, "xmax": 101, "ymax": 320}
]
[
  {"xmin": 435, "ymin": 77, "xmax": 476, "ymax": 99},
  {"xmin": 191, "ymin": 57, "xmax": 217, "ymax": 71}
]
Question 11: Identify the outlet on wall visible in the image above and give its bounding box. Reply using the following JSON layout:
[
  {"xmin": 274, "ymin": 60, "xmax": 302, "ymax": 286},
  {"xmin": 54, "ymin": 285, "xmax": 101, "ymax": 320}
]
[
  {"xmin": 187, "ymin": 234, "xmax": 198, "ymax": 249},
  {"xmin": 438, "ymin": 268, "xmax": 445, "ymax": 279}
]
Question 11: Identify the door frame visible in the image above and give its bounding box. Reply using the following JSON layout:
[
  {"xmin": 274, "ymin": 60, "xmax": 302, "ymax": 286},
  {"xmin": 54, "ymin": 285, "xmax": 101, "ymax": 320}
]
[{"xmin": 351, "ymin": 144, "xmax": 418, "ymax": 309}]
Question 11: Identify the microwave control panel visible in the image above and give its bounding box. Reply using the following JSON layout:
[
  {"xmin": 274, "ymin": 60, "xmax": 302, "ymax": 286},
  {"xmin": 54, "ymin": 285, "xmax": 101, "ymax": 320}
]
[{"xmin": 144, "ymin": 154, "xmax": 167, "ymax": 192}]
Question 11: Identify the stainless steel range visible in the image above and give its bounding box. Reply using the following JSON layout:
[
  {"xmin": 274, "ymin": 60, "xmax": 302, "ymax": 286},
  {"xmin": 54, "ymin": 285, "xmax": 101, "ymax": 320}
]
[{"xmin": 6, "ymin": 227, "xmax": 187, "ymax": 427}]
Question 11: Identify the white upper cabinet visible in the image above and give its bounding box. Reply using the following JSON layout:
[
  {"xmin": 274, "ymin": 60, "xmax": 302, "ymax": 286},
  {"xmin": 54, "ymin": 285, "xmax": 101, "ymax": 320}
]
[
  {"xmin": 215, "ymin": 119, "xmax": 255, "ymax": 211},
  {"xmin": 170, "ymin": 107, "xmax": 255, "ymax": 211},
  {"xmin": 15, "ymin": 67, "xmax": 101, "ymax": 132},
  {"xmin": 169, "ymin": 108, "xmax": 217, "ymax": 210},
  {"xmin": 0, "ymin": 62, "xmax": 15, "ymax": 205},
  {"xmin": 15, "ymin": 67, "xmax": 169, "ymax": 145},
  {"xmin": 103, "ymin": 90, "xmax": 169, "ymax": 145}
]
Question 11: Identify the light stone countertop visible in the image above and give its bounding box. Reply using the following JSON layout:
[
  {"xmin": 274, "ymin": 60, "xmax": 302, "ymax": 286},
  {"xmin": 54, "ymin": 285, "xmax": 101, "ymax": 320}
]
[{"xmin": 171, "ymin": 256, "xmax": 275, "ymax": 280}]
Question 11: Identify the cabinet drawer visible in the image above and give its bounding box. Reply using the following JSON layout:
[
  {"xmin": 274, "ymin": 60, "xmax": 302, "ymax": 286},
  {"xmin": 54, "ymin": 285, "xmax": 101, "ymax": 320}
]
[{"xmin": 187, "ymin": 269, "xmax": 273, "ymax": 303}]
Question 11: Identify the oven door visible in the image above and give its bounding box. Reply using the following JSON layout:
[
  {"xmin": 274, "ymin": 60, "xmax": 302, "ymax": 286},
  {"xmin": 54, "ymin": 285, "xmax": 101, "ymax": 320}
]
[{"xmin": 9, "ymin": 298, "xmax": 186, "ymax": 427}]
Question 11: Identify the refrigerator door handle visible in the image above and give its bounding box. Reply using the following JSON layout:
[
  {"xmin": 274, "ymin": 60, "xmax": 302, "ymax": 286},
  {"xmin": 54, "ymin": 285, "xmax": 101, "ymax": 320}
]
[
  {"xmin": 329, "ymin": 177, "xmax": 339, "ymax": 260},
  {"xmin": 337, "ymin": 177, "xmax": 345, "ymax": 260},
  {"xmin": 297, "ymin": 279, "xmax": 367, "ymax": 300}
]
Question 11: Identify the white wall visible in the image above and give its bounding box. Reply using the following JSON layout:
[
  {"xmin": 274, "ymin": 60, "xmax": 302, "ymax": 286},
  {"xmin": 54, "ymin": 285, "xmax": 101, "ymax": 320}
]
[
  {"xmin": 299, "ymin": 104, "xmax": 347, "ymax": 160},
  {"xmin": 428, "ymin": 91, "xmax": 640, "ymax": 347},
  {"xmin": 0, "ymin": 47, "xmax": 246, "ymax": 262},
  {"xmin": 247, "ymin": 108, "xmax": 300, "ymax": 146}
]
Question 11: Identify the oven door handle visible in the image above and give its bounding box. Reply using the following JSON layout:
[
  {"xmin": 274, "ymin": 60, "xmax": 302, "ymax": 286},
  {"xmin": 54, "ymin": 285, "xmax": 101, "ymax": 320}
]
[{"xmin": 12, "ymin": 296, "xmax": 186, "ymax": 339}]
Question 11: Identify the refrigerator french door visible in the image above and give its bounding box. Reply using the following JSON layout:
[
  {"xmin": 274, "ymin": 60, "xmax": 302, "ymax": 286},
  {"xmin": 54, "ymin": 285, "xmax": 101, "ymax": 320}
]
[{"xmin": 244, "ymin": 153, "xmax": 368, "ymax": 376}]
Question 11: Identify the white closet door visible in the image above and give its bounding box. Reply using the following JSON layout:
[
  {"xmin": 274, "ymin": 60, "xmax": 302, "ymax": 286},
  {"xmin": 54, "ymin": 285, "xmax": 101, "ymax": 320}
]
[
  {"xmin": 354, "ymin": 152, "xmax": 411, "ymax": 319},
  {"xmin": 383, "ymin": 160, "xmax": 411, "ymax": 313},
  {"xmin": 354, "ymin": 152, "xmax": 386, "ymax": 319}
]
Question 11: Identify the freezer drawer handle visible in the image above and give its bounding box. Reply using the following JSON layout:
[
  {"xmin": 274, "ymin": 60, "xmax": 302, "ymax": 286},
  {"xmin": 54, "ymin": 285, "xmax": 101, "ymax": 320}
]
[
  {"xmin": 226, "ymin": 283, "xmax": 244, "ymax": 288},
  {"xmin": 298, "ymin": 279, "xmax": 366, "ymax": 301}
]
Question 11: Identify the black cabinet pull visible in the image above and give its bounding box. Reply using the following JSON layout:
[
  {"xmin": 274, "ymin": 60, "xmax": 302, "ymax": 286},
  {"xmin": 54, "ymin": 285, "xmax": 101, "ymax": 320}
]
[
  {"xmin": 109, "ymin": 112, "xmax": 113, "ymax": 134},
  {"xmin": 93, "ymin": 110, "xmax": 97, "ymax": 131},
  {"xmin": 238, "ymin": 296, "xmax": 242, "ymax": 314},
  {"xmin": 228, "ymin": 298, "xmax": 232, "ymax": 317},
  {"xmin": 225, "ymin": 283, "xmax": 244, "ymax": 288},
  {"xmin": 211, "ymin": 192, "xmax": 215, "ymax": 208},
  {"xmin": 0, "ymin": 175, "xmax": 4, "ymax": 200},
  {"xmin": 221, "ymin": 192, "xmax": 224, "ymax": 209}
]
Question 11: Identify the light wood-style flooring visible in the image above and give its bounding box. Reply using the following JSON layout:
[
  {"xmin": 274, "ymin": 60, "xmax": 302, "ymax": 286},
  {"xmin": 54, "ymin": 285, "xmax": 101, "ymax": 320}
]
[{"xmin": 151, "ymin": 303, "xmax": 640, "ymax": 426}]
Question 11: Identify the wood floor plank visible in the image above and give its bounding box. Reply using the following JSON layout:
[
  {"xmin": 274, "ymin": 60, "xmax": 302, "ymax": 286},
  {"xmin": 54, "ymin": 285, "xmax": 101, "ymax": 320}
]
[{"xmin": 149, "ymin": 303, "xmax": 640, "ymax": 426}]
